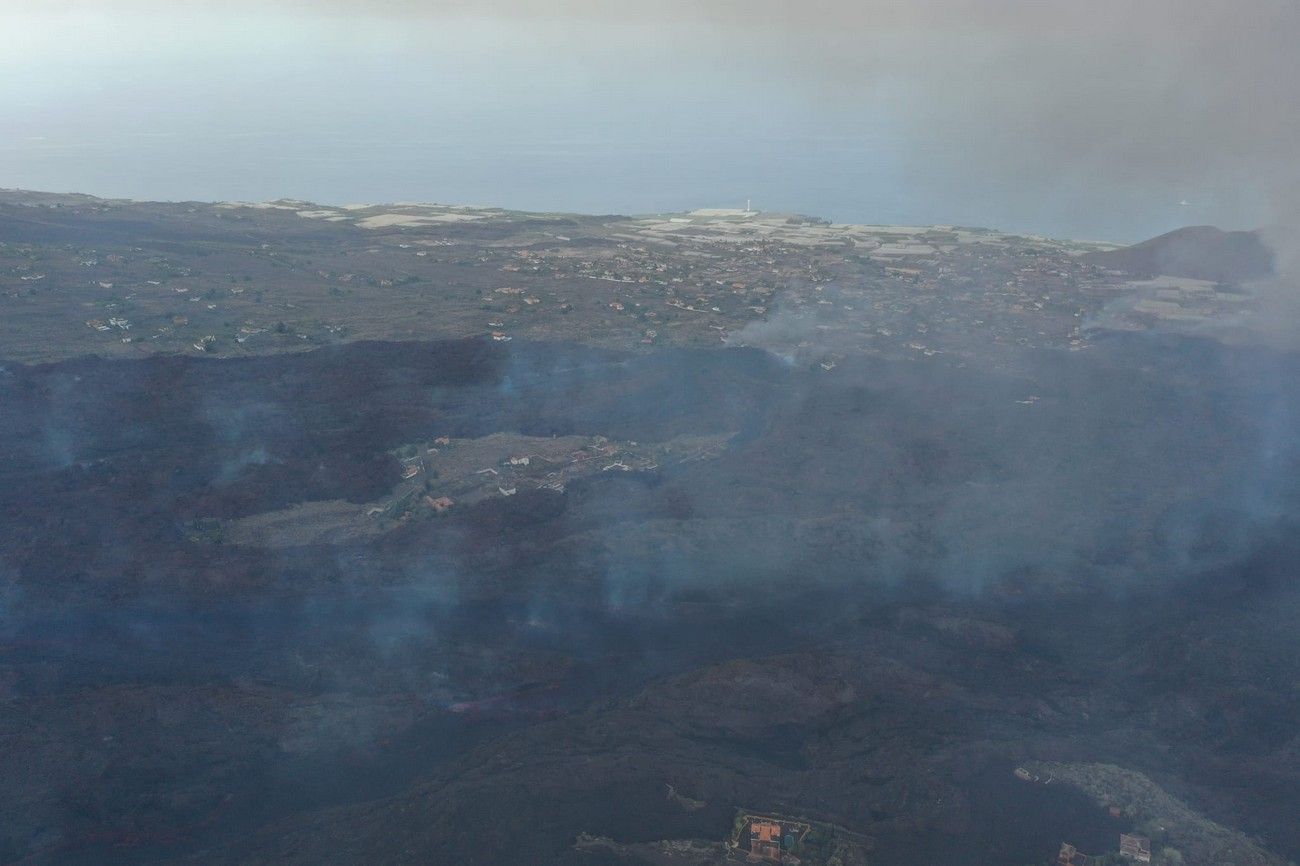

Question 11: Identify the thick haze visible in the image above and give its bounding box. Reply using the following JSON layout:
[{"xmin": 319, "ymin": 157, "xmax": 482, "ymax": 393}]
[{"xmin": 2, "ymin": 0, "xmax": 1298, "ymax": 241}]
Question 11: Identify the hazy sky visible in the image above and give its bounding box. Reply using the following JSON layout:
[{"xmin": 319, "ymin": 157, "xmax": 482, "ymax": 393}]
[{"xmin": 2, "ymin": 1, "xmax": 1297, "ymax": 241}]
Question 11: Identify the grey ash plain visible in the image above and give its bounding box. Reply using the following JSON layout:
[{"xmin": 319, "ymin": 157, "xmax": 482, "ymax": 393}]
[{"xmin": 0, "ymin": 191, "xmax": 1296, "ymax": 866}]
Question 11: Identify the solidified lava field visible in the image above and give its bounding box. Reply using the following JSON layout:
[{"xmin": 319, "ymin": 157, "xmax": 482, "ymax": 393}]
[{"xmin": 2, "ymin": 334, "xmax": 1299, "ymax": 865}]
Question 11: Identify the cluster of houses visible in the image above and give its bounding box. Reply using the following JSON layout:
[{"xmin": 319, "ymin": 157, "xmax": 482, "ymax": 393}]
[
  {"xmin": 1058, "ymin": 834, "xmax": 1152, "ymax": 865},
  {"xmin": 731, "ymin": 814, "xmax": 812, "ymax": 864},
  {"xmin": 472, "ymin": 211, "xmax": 1132, "ymax": 361},
  {"xmin": 85, "ymin": 316, "xmax": 131, "ymax": 332}
]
